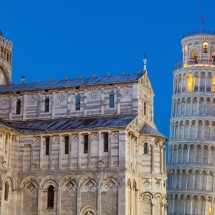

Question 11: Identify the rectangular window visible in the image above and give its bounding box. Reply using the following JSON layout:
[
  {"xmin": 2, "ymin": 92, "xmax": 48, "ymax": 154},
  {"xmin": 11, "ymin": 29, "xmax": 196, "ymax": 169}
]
[
  {"xmin": 103, "ymin": 132, "xmax": 109, "ymax": 152},
  {"xmin": 109, "ymin": 92, "xmax": 114, "ymax": 108},
  {"xmin": 64, "ymin": 136, "xmax": 69, "ymax": 154},
  {"xmin": 45, "ymin": 97, "xmax": 49, "ymax": 112},
  {"xmin": 45, "ymin": 137, "xmax": 50, "ymax": 155},
  {"xmin": 84, "ymin": 134, "xmax": 88, "ymax": 154},
  {"xmin": 75, "ymin": 94, "xmax": 81, "ymax": 110}
]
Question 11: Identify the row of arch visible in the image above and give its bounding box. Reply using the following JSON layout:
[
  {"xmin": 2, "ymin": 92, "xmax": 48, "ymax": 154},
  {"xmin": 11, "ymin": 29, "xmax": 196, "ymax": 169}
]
[
  {"xmin": 170, "ymin": 119, "xmax": 215, "ymax": 140},
  {"xmin": 168, "ymin": 193, "xmax": 215, "ymax": 215},
  {"xmin": 168, "ymin": 168, "xmax": 215, "ymax": 191},
  {"xmin": 169, "ymin": 143, "xmax": 215, "ymax": 165},
  {"xmin": 172, "ymin": 96, "xmax": 215, "ymax": 117},
  {"xmin": 174, "ymin": 71, "xmax": 215, "ymax": 94}
]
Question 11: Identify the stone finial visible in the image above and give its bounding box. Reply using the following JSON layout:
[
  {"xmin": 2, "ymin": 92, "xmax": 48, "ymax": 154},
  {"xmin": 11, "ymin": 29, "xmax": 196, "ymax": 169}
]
[
  {"xmin": 21, "ymin": 75, "xmax": 26, "ymax": 84},
  {"xmin": 0, "ymin": 30, "xmax": 3, "ymax": 37},
  {"xmin": 143, "ymin": 54, "xmax": 147, "ymax": 72}
]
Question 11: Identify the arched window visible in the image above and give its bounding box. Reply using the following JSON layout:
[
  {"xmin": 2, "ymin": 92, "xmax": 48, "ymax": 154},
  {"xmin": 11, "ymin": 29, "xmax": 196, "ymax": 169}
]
[
  {"xmin": 45, "ymin": 97, "xmax": 49, "ymax": 112},
  {"xmin": 144, "ymin": 143, "xmax": 148, "ymax": 154},
  {"xmin": 184, "ymin": 45, "xmax": 188, "ymax": 55},
  {"xmin": 192, "ymin": 52, "xmax": 198, "ymax": 64},
  {"xmin": 75, "ymin": 94, "xmax": 81, "ymax": 111},
  {"xmin": 16, "ymin": 99, "xmax": 21, "ymax": 114},
  {"xmin": 47, "ymin": 185, "xmax": 54, "ymax": 209},
  {"xmin": 109, "ymin": 91, "xmax": 114, "ymax": 108},
  {"xmin": 202, "ymin": 41, "xmax": 208, "ymax": 53},
  {"xmin": 187, "ymin": 73, "xmax": 193, "ymax": 92},
  {"xmin": 4, "ymin": 181, "xmax": 9, "ymax": 201},
  {"xmin": 212, "ymin": 76, "xmax": 215, "ymax": 91}
]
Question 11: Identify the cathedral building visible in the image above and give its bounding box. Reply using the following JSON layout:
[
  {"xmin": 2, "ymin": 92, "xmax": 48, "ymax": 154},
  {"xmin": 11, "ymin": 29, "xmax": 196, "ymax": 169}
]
[
  {"xmin": 0, "ymin": 32, "xmax": 167, "ymax": 215},
  {"xmin": 168, "ymin": 33, "xmax": 215, "ymax": 214}
]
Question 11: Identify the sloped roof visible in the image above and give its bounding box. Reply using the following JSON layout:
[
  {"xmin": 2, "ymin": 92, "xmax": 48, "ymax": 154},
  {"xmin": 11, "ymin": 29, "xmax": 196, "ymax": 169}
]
[
  {"xmin": 0, "ymin": 73, "xmax": 144, "ymax": 93},
  {"xmin": 140, "ymin": 123, "xmax": 166, "ymax": 138},
  {"xmin": 2, "ymin": 115, "xmax": 137, "ymax": 133}
]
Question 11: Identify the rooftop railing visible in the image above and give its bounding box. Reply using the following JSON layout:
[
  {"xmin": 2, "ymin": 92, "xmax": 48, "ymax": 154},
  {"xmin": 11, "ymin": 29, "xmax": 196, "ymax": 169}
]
[{"xmin": 174, "ymin": 60, "xmax": 215, "ymax": 70}]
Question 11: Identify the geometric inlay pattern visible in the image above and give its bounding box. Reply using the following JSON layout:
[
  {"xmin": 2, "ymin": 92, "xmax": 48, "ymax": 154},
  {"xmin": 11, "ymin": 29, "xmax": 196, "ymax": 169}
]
[
  {"xmin": 72, "ymin": 135, "xmax": 79, "ymax": 143},
  {"xmin": 28, "ymin": 95, "xmax": 38, "ymax": 105},
  {"xmin": 65, "ymin": 180, "xmax": 75, "ymax": 191},
  {"xmin": 112, "ymin": 132, "xmax": 119, "ymax": 141},
  {"xmin": 89, "ymin": 90, "xmax": 99, "ymax": 101},
  {"xmin": 0, "ymin": 96, "xmax": 9, "ymax": 107},
  {"xmin": 26, "ymin": 182, "xmax": 37, "ymax": 192},
  {"xmin": 121, "ymin": 87, "xmax": 132, "ymax": 97},
  {"xmin": 57, "ymin": 92, "xmax": 66, "ymax": 103},
  {"xmin": 84, "ymin": 179, "xmax": 96, "ymax": 192}
]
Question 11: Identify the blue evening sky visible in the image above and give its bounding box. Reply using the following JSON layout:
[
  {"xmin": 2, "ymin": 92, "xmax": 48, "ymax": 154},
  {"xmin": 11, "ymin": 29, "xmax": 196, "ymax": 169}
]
[{"xmin": 0, "ymin": 0, "xmax": 214, "ymax": 137}]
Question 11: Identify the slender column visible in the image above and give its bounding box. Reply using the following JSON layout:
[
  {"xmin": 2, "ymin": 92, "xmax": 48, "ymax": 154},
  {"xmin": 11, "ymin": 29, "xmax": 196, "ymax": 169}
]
[
  {"xmin": 23, "ymin": 94, "xmax": 27, "ymax": 120},
  {"xmin": 88, "ymin": 132, "xmax": 91, "ymax": 168},
  {"xmin": 160, "ymin": 145, "xmax": 163, "ymax": 174},
  {"xmin": 101, "ymin": 89, "xmax": 104, "ymax": 115},
  {"xmin": 117, "ymin": 87, "xmax": 121, "ymax": 114},
  {"xmin": 76, "ymin": 188, "xmax": 81, "ymax": 215},
  {"xmin": 151, "ymin": 145, "xmax": 154, "ymax": 173},
  {"xmin": 108, "ymin": 131, "xmax": 112, "ymax": 168},
  {"xmin": 52, "ymin": 92, "xmax": 56, "ymax": 118},
  {"xmin": 97, "ymin": 187, "xmax": 101, "ymax": 215},
  {"xmin": 49, "ymin": 136, "xmax": 52, "ymax": 170},
  {"xmin": 8, "ymin": 134, "xmax": 12, "ymax": 168},
  {"xmin": 9, "ymin": 96, "xmax": 12, "ymax": 120},
  {"xmin": 37, "ymin": 94, "xmax": 41, "ymax": 118},
  {"xmin": 57, "ymin": 188, "xmax": 61, "ymax": 214},
  {"xmin": 163, "ymin": 147, "xmax": 166, "ymax": 173},
  {"xmin": 69, "ymin": 134, "xmax": 72, "ymax": 168},
  {"xmin": 78, "ymin": 133, "xmax": 82, "ymax": 169},
  {"xmin": 30, "ymin": 143, "xmax": 34, "ymax": 170},
  {"xmin": 58, "ymin": 135, "xmax": 62, "ymax": 169},
  {"xmin": 39, "ymin": 136, "xmax": 43, "ymax": 170},
  {"xmin": 212, "ymin": 175, "xmax": 215, "ymax": 191},
  {"xmin": 98, "ymin": 132, "xmax": 102, "ymax": 166}
]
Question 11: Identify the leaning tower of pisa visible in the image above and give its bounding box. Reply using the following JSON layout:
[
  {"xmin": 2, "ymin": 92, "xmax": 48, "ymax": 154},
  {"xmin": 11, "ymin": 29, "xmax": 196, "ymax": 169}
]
[{"xmin": 168, "ymin": 33, "xmax": 215, "ymax": 215}]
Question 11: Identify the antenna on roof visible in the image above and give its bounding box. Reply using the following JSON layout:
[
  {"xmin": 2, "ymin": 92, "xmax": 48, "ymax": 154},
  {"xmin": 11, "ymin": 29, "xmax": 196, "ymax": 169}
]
[
  {"xmin": 21, "ymin": 75, "xmax": 26, "ymax": 84},
  {"xmin": 143, "ymin": 54, "xmax": 147, "ymax": 73}
]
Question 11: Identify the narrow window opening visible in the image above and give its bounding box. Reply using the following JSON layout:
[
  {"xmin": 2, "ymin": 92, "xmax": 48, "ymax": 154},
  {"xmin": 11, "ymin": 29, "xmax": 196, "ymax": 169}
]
[
  {"xmin": 47, "ymin": 185, "xmax": 54, "ymax": 209},
  {"xmin": 144, "ymin": 143, "xmax": 148, "ymax": 154},
  {"xmin": 192, "ymin": 52, "xmax": 198, "ymax": 64},
  {"xmin": 64, "ymin": 136, "xmax": 69, "ymax": 154},
  {"xmin": 144, "ymin": 102, "xmax": 147, "ymax": 115},
  {"xmin": 84, "ymin": 134, "xmax": 89, "ymax": 154},
  {"xmin": 104, "ymin": 132, "xmax": 109, "ymax": 152},
  {"xmin": 45, "ymin": 137, "xmax": 50, "ymax": 155},
  {"xmin": 202, "ymin": 41, "xmax": 208, "ymax": 53},
  {"xmin": 45, "ymin": 97, "xmax": 49, "ymax": 112},
  {"xmin": 16, "ymin": 99, "xmax": 21, "ymax": 114},
  {"xmin": 109, "ymin": 91, "xmax": 114, "ymax": 108},
  {"xmin": 75, "ymin": 94, "xmax": 81, "ymax": 111},
  {"xmin": 4, "ymin": 181, "xmax": 9, "ymax": 201}
]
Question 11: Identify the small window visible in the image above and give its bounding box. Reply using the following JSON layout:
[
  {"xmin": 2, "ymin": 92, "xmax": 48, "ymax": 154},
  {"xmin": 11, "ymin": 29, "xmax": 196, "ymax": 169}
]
[
  {"xmin": 16, "ymin": 99, "xmax": 21, "ymax": 114},
  {"xmin": 144, "ymin": 102, "xmax": 146, "ymax": 115},
  {"xmin": 45, "ymin": 137, "xmax": 50, "ymax": 155},
  {"xmin": 47, "ymin": 185, "xmax": 54, "ymax": 209},
  {"xmin": 184, "ymin": 45, "xmax": 188, "ymax": 55},
  {"xmin": 45, "ymin": 97, "xmax": 49, "ymax": 112},
  {"xmin": 103, "ymin": 132, "xmax": 108, "ymax": 152},
  {"xmin": 84, "ymin": 134, "xmax": 88, "ymax": 154},
  {"xmin": 144, "ymin": 143, "xmax": 148, "ymax": 154},
  {"xmin": 75, "ymin": 94, "xmax": 81, "ymax": 111},
  {"xmin": 202, "ymin": 41, "xmax": 208, "ymax": 53},
  {"xmin": 4, "ymin": 181, "xmax": 9, "ymax": 201},
  {"xmin": 64, "ymin": 136, "xmax": 69, "ymax": 154},
  {"xmin": 109, "ymin": 91, "xmax": 114, "ymax": 108},
  {"xmin": 212, "ymin": 76, "xmax": 215, "ymax": 92},
  {"xmin": 212, "ymin": 52, "xmax": 215, "ymax": 64}
]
